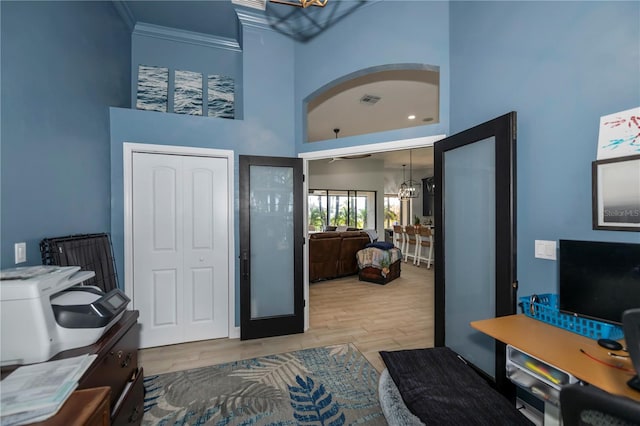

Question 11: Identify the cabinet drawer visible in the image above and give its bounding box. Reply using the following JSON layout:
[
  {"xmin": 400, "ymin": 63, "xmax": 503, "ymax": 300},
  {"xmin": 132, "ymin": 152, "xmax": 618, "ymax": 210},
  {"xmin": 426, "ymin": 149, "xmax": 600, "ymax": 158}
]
[
  {"xmin": 112, "ymin": 367, "xmax": 144, "ymax": 426},
  {"xmin": 80, "ymin": 323, "xmax": 139, "ymax": 410}
]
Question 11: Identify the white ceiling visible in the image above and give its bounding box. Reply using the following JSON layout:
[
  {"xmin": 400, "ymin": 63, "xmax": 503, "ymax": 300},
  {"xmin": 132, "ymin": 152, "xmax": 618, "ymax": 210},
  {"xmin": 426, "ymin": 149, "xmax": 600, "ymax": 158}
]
[{"xmin": 307, "ymin": 68, "xmax": 440, "ymax": 142}]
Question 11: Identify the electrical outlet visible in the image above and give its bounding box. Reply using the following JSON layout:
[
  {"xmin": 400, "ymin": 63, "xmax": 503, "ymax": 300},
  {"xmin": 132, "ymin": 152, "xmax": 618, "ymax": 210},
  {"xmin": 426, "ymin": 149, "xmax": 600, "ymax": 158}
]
[
  {"xmin": 534, "ymin": 240, "xmax": 556, "ymax": 260},
  {"xmin": 14, "ymin": 242, "xmax": 26, "ymax": 264}
]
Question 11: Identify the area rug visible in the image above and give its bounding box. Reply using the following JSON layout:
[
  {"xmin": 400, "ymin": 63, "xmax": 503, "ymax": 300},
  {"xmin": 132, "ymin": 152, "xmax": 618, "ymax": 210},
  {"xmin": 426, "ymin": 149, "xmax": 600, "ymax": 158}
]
[{"xmin": 142, "ymin": 343, "xmax": 386, "ymax": 425}]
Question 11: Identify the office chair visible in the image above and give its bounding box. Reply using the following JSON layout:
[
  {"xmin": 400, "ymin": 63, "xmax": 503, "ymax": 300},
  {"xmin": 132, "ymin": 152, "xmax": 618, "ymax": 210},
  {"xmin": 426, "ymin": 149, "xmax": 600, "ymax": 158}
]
[
  {"xmin": 624, "ymin": 308, "xmax": 640, "ymax": 392},
  {"xmin": 560, "ymin": 383, "xmax": 640, "ymax": 425}
]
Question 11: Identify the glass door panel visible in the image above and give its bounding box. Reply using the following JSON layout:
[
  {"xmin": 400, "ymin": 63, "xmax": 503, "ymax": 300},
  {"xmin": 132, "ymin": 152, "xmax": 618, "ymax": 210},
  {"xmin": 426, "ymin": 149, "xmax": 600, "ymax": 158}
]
[
  {"xmin": 444, "ymin": 137, "xmax": 496, "ymax": 377},
  {"xmin": 249, "ymin": 165, "xmax": 295, "ymax": 319}
]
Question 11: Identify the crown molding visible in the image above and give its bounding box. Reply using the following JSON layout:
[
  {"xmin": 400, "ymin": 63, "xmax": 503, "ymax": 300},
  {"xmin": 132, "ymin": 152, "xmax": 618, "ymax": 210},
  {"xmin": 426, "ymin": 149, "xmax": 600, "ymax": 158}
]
[
  {"xmin": 236, "ymin": 9, "xmax": 272, "ymax": 32},
  {"xmin": 111, "ymin": 0, "xmax": 135, "ymax": 31},
  {"xmin": 133, "ymin": 22, "xmax": 241, "ymax": 52}
]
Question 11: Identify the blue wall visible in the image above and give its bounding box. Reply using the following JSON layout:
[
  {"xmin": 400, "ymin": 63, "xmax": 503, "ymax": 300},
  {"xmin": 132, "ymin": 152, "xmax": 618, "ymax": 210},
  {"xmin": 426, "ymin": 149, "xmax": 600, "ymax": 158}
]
[
  {"xmin": 450, "ymin": 1, "xmax": 640, "ymax": 298},
  {"xmin": 0, "ymin": 1, "xmax": 131, "ymax": 268},
  {"xmin": 294, "ymin": 0, "xmax": 450, "ymax": 151},
  {"xmin": 110, "ymin": 23, "xmax": 296, "ymax": 325},
  {"xmin": 3, "ymin": 0, "xmax": 638, "ymax": 328}
]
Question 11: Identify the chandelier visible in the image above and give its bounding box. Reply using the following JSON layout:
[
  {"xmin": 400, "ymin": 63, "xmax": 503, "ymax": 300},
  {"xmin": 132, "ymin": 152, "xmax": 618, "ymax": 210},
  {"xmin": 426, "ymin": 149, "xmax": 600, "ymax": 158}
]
[
  {"xmin": 398, "ymin": 150, "xmax": 420, "ymax": 200},
  {"xmin": 270, "ymin": 0, "xmax": 327, "ymax": 8},
  {"xmin": 264, "ymin": 0, "xmax": 365, "ymax": 42}
]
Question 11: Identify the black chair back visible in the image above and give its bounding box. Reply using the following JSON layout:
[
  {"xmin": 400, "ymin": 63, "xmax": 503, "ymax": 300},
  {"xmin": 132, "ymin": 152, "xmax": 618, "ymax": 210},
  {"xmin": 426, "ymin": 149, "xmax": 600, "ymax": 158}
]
[{"xmin": 560, "ymin": 383, "xmax": 640, "ymax": 425}]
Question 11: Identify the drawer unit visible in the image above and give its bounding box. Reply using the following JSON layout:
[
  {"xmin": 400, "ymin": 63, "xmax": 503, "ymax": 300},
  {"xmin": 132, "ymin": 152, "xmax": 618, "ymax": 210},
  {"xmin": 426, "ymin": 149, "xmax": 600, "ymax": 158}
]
[
  {"xmin": 79, "ymin": 322, "xmax": 139, "ymax": 407},
  {"xmin": 51, "ymin": 311, "xmax": 142, "ymax": 426},
  {"xmin": 112, "ymin": 367, "xmax": 144, "ymax": 426},
  {"xmin": 0, "ymin": 311, "xmax": 142, "ymax": 426},
  {"xmin": 506, "ymin": 344, "xmax": 579, "ymax": 406}
]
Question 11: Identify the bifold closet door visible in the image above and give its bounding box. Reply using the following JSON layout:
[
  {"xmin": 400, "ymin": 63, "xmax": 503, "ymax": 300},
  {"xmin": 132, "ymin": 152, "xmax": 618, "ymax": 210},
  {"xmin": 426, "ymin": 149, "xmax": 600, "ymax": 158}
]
[{"xmin": 132, "ymin": 152, "xmax": 229, "ymax": 348}]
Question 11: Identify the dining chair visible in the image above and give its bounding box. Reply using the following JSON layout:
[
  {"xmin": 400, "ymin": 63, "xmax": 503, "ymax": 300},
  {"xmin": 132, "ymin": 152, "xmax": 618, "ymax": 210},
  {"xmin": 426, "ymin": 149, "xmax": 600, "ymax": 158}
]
[
  {"xmin": 416, "ymin": 226, "xmax": 433, "ymax": 269},
  {"xmin": 392, "ymin": 225, "xmax": 406, "ymax": 255},
  {"xmin": 404, "ymin": 225, "xmax": 418, "ymax": 264}
]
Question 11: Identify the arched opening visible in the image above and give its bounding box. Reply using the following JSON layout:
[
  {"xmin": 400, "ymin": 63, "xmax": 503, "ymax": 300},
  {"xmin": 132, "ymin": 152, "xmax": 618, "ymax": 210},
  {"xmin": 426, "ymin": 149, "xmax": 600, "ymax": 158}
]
[{"xmin": 305, "ymin": 64, "xmax": 440, "ymax": 142}]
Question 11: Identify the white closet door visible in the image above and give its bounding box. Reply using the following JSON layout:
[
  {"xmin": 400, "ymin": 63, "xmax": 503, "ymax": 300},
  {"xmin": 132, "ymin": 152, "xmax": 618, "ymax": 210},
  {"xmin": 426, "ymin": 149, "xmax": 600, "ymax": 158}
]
[
  {"xmin": 182, "ymin": 156, "xmax": 228, "ymax": 341},
  {"xmin": 132, "ymin": 152, "xmax": 228, "ymax": 348}
]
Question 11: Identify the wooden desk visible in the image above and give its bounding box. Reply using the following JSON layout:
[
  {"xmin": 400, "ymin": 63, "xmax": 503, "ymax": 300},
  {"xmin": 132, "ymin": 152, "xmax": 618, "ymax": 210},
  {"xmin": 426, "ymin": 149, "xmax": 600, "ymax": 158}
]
[
  {"xmin": 471, "ymin": 314, "xmax": 640, "ymax": 402},
  {"xmin": 30, "ymin": 387, "xmax": 110, "ymax": 426}
]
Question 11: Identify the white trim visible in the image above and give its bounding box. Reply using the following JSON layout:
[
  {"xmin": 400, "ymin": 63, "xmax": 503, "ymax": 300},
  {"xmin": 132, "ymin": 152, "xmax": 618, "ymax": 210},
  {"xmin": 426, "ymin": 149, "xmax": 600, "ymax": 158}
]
[
  {"xmin": 303, "ymin": 159, "xmax": 310, "ymax": 331},
  {"xmin": 123, "ymin": 142, "xmax": 236, "ymax": 339},
  {"xmin": 298, "ymin": 135, "xmax": 446, "ymax": 160},
  {"xmin": 236, "ymin": 10, "xmax": 272, "ymax": 32},
  {"xmin": 133, "ymin": 22, "xmax": 241, "ymax": 52},
  {"xmin": 112, "ymin": 0, "xmax": 135, "ymax": 31},
  {"xmin": 298, "ymin": 134, "xmax": 446, "ymax": 327}
]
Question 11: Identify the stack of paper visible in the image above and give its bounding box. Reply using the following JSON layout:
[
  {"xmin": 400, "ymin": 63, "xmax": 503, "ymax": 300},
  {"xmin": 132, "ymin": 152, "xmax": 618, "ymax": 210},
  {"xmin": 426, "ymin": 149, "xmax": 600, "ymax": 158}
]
[{"xmin": 1, "ymin": 354, "xmax": 96, "ymax": 425}]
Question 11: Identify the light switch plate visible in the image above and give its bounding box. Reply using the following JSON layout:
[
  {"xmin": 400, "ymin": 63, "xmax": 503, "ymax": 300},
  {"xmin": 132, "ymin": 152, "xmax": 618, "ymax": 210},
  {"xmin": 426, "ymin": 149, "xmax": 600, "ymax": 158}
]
[
  {"xmin": 14, "ymin": 242, "xmax": 26, "ymax": 264},
  {"xmin": 534, "ymin": 240, "xmax": 556, "ymax": 260}
]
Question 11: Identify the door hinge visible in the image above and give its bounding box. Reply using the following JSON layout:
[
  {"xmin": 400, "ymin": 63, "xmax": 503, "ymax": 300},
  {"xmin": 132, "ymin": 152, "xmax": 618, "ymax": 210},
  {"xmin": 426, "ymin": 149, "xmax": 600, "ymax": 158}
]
[
  {"xmin": 304, "ymin": 299, "xmax": 306, "ymax": 307},
  {"xmin": 512, "ymin": 280, "xmax": 518, "ymax": 289},
  {"xmin": 303, "ymin": 237, "xmax": 306, "ymax": 245},
  {"xmin": 302, "ymin": 174, "xmax": 305, "ymax": 182}
]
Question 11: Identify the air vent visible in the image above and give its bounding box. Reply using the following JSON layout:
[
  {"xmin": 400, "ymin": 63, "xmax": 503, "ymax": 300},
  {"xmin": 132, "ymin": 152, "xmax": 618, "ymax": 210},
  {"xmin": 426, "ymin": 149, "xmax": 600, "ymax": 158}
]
[
  {"xmin": 359, "ymin": 94, "xmax": 381, "ymax": 105},
  {"xmin": 232, "ymin": 0, "xmax": 267, "ymax": 11}
]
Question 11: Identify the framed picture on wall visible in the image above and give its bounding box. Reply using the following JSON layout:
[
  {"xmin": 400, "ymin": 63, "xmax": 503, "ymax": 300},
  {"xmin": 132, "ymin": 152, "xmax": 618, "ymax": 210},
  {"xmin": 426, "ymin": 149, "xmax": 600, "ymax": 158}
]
[{"xmin": 592, "ymin": 154, "xmax": 640, "ymax": 231}]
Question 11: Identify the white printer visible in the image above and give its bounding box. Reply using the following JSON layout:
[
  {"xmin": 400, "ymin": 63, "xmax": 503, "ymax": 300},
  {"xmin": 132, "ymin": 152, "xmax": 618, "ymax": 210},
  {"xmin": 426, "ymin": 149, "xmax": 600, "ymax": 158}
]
[{"xmin": 0, "ymin": 266, "xmax": 130, "ymax": 366}]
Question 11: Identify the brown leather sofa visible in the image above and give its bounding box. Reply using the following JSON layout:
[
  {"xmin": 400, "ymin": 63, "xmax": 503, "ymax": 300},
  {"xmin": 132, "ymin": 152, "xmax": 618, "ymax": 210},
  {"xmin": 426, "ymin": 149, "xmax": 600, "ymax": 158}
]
[{"xmin": 309, "ymin": 231, "xmax": 370, "ymax": 282}]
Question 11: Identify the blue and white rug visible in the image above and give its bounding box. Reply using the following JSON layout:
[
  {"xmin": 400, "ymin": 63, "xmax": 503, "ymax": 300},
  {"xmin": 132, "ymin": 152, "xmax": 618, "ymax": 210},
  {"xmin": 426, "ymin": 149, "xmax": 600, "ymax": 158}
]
[{"xmin": 143, "ymin": 343, "xmax": 385, "ymax": 425}]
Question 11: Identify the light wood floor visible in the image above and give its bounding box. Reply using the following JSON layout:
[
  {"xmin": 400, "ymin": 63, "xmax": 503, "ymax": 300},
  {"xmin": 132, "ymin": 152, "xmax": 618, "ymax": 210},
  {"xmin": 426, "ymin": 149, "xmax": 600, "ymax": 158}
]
[{"xmin": 139, "ymin": 261, "xmax": 434, "ymax": 375}]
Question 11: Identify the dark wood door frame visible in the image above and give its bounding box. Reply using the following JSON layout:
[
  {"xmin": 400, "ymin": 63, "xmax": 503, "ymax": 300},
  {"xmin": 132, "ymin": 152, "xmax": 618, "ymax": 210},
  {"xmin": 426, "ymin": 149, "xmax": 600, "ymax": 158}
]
[{"xmin": 239, "ymin": 155, "xmax": 304, "ymax": 340}]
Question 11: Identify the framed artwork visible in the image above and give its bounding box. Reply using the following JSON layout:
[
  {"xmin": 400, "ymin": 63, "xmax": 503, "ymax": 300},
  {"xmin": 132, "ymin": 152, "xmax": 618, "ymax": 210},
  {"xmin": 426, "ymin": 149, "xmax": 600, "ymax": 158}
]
[
  {"xmin": 208, "ymin": 74, "xmax": 235, "ymax": 119},
  {"xmin": 174, "ymin": 70, "xmax": 203, "ymax": 116},
  {"xmin": 597, "ymin": 107, "xmax": 640, "ymax": 160},
  {"xmin": 592, "ymin": 154, "xmax": 640, "ymax": 231},
  {"xmin": 136, "ymin": 65, "xmax": 169, "ymax": 112}
]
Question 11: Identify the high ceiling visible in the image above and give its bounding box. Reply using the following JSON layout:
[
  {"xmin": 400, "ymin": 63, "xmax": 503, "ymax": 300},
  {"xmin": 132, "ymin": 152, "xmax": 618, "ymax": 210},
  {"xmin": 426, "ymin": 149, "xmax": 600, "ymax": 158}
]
[
  {"xmin": 120, "ymin": 0, "xmax": 241, "ymax": 40},
  {"xmin": 120, "ymin": 0, "xmax": 438, "ymax": 164}
]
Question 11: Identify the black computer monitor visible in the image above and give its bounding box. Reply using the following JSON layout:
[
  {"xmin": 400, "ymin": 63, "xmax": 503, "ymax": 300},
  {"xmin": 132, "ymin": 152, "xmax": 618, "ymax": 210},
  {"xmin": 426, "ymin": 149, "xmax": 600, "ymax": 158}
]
[
  {"xmin": 623, "ymin": 308, "xmax": 640, "ymax": 391},
  {"xmin": 559, "ymin": 240, "xmax": 640, "ymax": 325}
]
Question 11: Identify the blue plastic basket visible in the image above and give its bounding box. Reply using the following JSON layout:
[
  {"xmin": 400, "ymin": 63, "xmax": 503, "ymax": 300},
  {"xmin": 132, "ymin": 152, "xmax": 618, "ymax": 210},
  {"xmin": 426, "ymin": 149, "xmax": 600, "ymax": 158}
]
[{"xmin": 519, "ymin": 293, "xmax": 624, "ymax": 340}]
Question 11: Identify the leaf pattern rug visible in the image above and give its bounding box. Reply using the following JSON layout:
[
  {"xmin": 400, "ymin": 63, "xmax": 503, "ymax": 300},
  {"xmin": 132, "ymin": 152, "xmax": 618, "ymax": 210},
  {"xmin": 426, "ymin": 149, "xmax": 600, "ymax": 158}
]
[{"xmin": 142, "ymin": 343, "xmax": 386, "ymax": 425}]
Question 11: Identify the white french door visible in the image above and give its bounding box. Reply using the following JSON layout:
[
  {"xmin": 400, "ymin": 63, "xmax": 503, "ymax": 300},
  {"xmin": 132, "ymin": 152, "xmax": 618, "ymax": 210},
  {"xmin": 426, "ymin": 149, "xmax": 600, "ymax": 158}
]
[{"xmin": 132, "ymin": 152, "xmax": 229, "ymax": 348}]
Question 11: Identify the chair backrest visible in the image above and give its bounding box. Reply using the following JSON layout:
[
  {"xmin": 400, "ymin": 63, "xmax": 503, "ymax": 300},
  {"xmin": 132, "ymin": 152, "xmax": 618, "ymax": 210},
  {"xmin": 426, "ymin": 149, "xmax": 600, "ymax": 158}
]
[
  {"xmin": 623, "ymin": 308, "xmax": 640, "ymax": 379},
  {"xmin": 405, "ymin": 225, "xmax": 416, "ymax": 237},
  {"xmin": 560, "ymin": 383, "xmax": 640, "ymax": 425},
  {"xmin": 419, "ymin": 227, "xmax": 432, "ymax": 246},
  {"xmin": 393, "ymin": 225, "xmax": 404, "ymax": 239}
]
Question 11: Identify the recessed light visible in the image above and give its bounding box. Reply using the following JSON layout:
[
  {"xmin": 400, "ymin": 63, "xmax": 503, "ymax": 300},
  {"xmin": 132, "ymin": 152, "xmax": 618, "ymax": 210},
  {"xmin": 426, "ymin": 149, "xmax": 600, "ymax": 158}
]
[{"xmin": 408, "ymin": 115, "xmax": 416, "ymax": 120}]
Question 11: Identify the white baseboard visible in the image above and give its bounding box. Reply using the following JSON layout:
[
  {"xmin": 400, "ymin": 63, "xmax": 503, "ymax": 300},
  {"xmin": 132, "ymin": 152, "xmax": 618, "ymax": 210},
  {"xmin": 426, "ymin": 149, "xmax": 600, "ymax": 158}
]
[{"xmin": 229, "ymin": 326, "xmax": 240, "ymax": 339}]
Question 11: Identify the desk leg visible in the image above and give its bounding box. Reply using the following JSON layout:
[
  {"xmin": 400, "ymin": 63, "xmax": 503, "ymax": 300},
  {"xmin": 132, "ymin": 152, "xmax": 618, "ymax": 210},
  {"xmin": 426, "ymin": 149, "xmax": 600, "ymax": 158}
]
[{"xmin": 544, "ymin": 402, "xmax": 561, "ymax": 426}]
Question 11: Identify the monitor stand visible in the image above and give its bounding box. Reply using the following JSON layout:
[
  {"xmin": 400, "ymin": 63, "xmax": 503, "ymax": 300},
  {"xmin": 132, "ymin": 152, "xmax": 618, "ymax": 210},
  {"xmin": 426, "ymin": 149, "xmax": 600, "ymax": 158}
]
[{"xmin": 628, "ymin": 375, "xmax": 640, "ymax": 392}]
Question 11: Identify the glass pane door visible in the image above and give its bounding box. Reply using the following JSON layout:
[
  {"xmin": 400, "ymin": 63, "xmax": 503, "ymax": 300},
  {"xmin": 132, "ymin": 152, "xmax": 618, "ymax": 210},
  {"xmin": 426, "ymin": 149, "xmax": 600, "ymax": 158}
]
[
  {"xmin": 240, "ymin": 156, "xmax": 303, "ymax": 340},
  {"xmin": 434, "ymin": 112, "xmax": 517, "ymax": 397}
]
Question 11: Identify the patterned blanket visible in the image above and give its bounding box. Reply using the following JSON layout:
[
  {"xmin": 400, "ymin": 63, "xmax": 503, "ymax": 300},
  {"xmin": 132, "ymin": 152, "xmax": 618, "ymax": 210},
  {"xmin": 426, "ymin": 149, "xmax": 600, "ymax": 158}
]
[{"xmin": 356, "ymin": 247, "xmax": 402, "ymax": 277}]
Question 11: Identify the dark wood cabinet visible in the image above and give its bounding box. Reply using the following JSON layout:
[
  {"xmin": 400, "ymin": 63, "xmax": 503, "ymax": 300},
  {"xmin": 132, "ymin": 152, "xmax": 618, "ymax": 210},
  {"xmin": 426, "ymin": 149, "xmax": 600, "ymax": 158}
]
[
  {"xmin": 1, "ymin": 312, "xmax": 143, "ymax": 426},
  {"xmin": 49, "ymin": 311, "xmax": 143, "ymax": 426}
]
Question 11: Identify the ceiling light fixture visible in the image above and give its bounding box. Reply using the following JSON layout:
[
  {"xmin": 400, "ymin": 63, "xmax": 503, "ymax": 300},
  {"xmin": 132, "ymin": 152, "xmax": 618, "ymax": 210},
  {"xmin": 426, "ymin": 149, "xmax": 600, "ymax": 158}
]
[
  {"xmin": 408, "ymin": 115, "xmax": 416, "ymax": 120},
  {"xmin": 398, "ymin": 150, "xmax": 420, "ymax": 200},
  {"xmin": 270, "ymin": 0, "xmax": 327, "ymax": 8}
]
